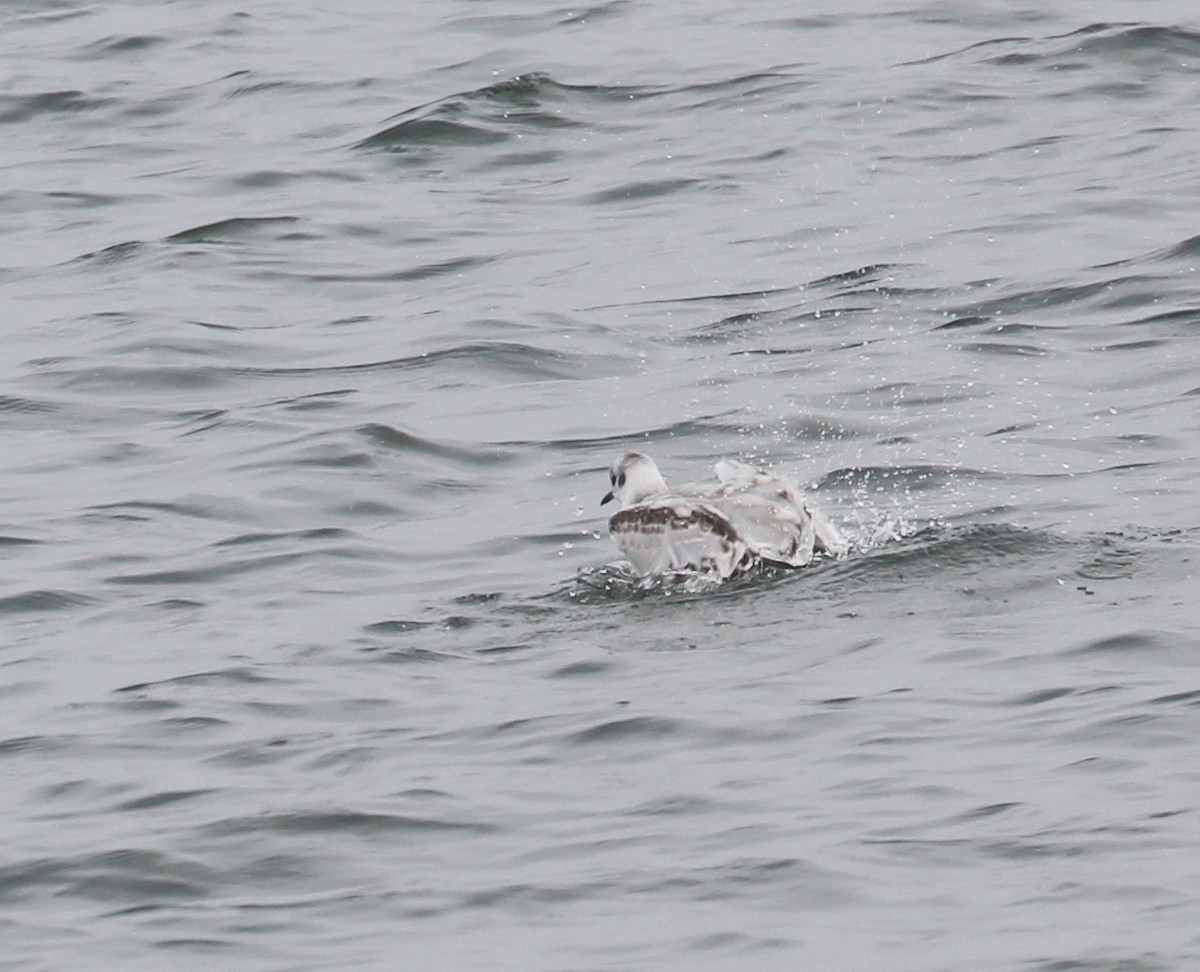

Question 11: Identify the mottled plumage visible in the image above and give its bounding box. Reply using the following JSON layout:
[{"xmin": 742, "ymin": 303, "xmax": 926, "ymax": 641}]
[{"xmin": 600, "ymin": 452, "xmax": 846, "ymax": 580}]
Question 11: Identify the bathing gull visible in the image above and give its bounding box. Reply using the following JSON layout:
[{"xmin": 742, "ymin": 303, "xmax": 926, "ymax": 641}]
[{"xmin": 600, "ymin": 452, "xmax": 847, "ymax": 580}]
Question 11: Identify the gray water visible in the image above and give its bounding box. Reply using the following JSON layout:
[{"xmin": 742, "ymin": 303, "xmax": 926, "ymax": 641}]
[{"xmin": 4, "ymin": 1, "xmax": 1200, "ymax": 969}]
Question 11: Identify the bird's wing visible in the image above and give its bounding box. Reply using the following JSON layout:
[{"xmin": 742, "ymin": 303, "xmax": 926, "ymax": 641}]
[
  {"xmin": 711, "ymin": 458, "xmax": 846, "ymax": 563},
  {"xmin": 710, "ymin": 490, "xmax": 816, "ymax": 567},
  {"xmin": 609, "ymin": 497, "xmax": 751, "ymax": 577},
  {"xmin": 712, "ymin": 458, "xmax": 768, "ymax": 490}
]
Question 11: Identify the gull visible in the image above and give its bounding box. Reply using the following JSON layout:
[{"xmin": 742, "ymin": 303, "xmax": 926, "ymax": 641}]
[{"xmin": 600, "ymin": 452, "xmax": 847, "ymax": 580}]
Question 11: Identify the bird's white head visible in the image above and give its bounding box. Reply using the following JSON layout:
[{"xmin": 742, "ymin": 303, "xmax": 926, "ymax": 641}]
[{"xmin": 600, "ymin": 452, "xmax": 669, "ymax": 508}]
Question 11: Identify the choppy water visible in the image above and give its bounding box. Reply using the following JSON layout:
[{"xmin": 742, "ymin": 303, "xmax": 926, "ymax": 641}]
[{"xmin": 4, "ymin": 1, "xmax": 1200, "ymax": 969}]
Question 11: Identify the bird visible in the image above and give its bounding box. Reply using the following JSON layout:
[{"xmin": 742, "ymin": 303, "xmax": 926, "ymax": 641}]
[{"xmin": 600, "ymin": 451, "xmax": 847, "ymax": 580}]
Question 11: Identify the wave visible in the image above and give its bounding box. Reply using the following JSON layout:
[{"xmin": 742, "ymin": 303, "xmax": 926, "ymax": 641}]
[
  {"xmin": 907, "ymin": 23, "xmax": 1200, "ymax": 73},
  {"xmin": 0, "ymin": 89, "xmax": 113, "ymax": 124},
  {"xmin": 355, "ymin": 73, "xmax": 589, "ymax": 157}
]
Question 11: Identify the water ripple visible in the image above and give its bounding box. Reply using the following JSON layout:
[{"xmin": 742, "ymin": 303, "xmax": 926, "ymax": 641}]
[{"xmin": 4, "ymin": 4, "xmax": 1200, "ymax": 970}]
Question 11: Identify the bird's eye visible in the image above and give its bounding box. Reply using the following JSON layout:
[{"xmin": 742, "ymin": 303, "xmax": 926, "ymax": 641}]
[
  {"xmin": 610, "ymin": 473, "xmax": 616, "ymax": 485},
  {"xmin": 617, "ymin": 473, "xmax": 626, "ymax": 487}
]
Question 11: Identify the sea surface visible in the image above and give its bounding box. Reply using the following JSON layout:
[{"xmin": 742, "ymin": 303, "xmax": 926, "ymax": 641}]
[{"xmin": 3, "ymin": 1, "xmax": 1200, "ymax": 969}]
